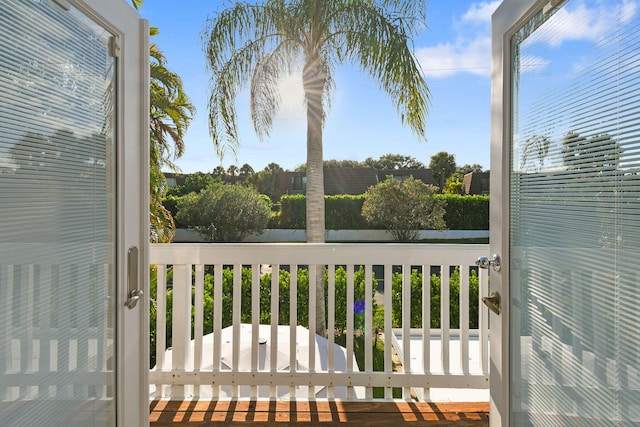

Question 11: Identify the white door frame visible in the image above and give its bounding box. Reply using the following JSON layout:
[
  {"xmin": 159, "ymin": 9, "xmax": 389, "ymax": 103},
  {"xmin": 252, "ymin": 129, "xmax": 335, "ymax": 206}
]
[
  {"xmin": 490, "ymin": 0, "xmax": 548, "ymax": 425},
  {"xmin": 70, "ymin": 1, "xmax": 149, "ymax": 425}
]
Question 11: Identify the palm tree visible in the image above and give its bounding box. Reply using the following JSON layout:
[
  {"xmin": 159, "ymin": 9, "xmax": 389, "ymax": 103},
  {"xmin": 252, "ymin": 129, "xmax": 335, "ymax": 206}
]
[
  {"xmin": 203, "ymin": 0, "xmax": 430, "ymax": 334},
  {"xmin": 131, "ymin": 0, "xmax": 195, "ymax": 242},
  {"xmin": 149, "ymin": 43, "xmax": 195, "ymax": 242}
]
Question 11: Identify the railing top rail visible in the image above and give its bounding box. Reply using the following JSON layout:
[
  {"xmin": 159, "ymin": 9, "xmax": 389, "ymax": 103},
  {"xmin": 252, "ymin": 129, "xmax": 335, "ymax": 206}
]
[{"xmin": 149, "ymin": 243, "xmax": 489, "ymax": 266}]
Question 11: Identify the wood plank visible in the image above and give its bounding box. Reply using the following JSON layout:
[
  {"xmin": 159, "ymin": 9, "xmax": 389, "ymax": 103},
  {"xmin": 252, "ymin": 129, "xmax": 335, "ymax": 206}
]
[{"xmin": 150, "ymin": 400, "xmax": 489, "ymax": 426}]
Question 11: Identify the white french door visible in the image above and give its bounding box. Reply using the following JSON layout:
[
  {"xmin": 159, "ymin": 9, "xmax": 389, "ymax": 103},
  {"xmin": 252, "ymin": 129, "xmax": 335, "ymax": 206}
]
[
  {"xmin": 491, "ymin": 0, "xmax": 640, "ymax": 425},
  {"xmin": 0, "ymin": 1, "xmax": 148, "ymax": 426}
]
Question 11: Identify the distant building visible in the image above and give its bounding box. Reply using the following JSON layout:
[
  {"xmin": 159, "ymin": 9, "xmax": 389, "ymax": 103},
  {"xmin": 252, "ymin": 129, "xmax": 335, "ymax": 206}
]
[
  {"xmin": 165, "ymin": 167, "xmax": 436, "ymax": 196},
  {"xmin": 165, "ymin": 172, "xmax": 186, "ymax": 189},
  {"xmin": 276, "ymin": 167, "xmax": 435, "ymax": 195},
  {"xmin": 462, "ymin": 171, "xmax": 490, "ymax": 195}
]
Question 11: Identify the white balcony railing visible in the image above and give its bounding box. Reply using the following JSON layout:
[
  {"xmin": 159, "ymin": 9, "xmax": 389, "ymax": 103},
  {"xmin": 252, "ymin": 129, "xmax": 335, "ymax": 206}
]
[{"xmin": 149, "ymin": 243, "xmax": 490, "ymax": 401}]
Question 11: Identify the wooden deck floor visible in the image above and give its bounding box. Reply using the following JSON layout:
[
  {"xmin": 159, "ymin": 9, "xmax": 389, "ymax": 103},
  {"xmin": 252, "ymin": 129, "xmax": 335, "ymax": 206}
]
[{"xmin": 150, "ymin": 400, "xmax": 489, "ymax": 426}]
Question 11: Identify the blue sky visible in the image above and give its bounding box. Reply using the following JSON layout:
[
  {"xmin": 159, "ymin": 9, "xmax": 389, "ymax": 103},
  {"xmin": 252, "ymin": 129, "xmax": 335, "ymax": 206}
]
[
  {"xmin": 138, "ymin": 0, "xmax": 501, "ymax": 173},
  {"xmin": 136, "ymin": 0, "xmax": 637, "ymax": 174}
]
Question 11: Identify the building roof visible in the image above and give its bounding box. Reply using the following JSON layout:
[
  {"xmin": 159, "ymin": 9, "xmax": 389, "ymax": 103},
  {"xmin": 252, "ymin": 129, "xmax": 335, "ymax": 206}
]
[{"xmin": 462, "ymin": 172, "xmax": 490, "ymax": 195}]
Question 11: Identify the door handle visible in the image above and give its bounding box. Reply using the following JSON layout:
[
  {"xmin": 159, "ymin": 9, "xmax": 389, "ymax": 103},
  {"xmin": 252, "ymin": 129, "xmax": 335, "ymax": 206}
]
[
  {"xmin": 482, "ymin": 291, "xmax": 501, "ymax": 315},
  {"xmin": 476, "ymin": 254, "xmax": 501, "ymax": 272},
  {"xmin": 124, "ymin": 246, "xmax": 143, "ymax": 309}
]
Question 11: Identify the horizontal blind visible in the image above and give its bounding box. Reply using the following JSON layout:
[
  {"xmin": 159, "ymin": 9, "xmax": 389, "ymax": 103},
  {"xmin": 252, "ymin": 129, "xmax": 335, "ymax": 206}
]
[
  {"xmin": 510, "ymin": 0, "xmax": 640, "ymax": 425},
  {"xmin": 0, "ymin": 1, "xmax": 116, "ymax": 426}
]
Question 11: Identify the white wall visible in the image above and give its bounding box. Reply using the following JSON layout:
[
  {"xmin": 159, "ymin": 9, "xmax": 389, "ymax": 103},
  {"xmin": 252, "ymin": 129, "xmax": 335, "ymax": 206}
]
[{"xmin": 173, "ymin": 228, "xmax": 489, "ymax": 243}]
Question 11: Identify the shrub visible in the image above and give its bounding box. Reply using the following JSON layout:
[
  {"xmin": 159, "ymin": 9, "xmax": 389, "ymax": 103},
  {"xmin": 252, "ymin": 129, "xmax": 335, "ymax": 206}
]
[
  {"xmin": 362, "ymin": 176, "xmax": 446, "ymax": 241},
  {"xmin": 325, "ymin": 195, "xmax": 366, "ymax": 229},
  {"xmin": 390, "ymin": 267, "xmax": 479, "ymax": 329},
  {"xmin": 176, "ymin": 183, "xmax": 270, "ymax": 241},
  {"xmin": 435, "ymin": 194, "xmax": 489, "ymax": 230},
  {"xmin": 150, "ymin": 265, "xmax": 378, "ymax": 362},
  {"xmin": 278, "ymin": 195, "xmax": 306, "ymax": 229}
]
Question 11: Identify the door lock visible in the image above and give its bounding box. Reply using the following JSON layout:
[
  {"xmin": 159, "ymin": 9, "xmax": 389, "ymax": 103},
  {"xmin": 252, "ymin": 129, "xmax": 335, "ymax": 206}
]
[
  {"xmin": 124, "ymin": 246, "xmax": 143, "ymax": 309},
  {"xmin": 476, "ymin": 254, "xmax": 501, "ymax": 272},
  {"xmin": 482, "ymin": 291, "xmax": 501, "ymax": 315}
]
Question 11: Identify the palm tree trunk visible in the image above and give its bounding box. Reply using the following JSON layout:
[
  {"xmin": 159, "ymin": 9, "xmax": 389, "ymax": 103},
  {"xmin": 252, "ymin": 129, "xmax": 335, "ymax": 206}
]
[{"xmin": 304, "ymin": 53, "xmax": 326, "ymax": 337}]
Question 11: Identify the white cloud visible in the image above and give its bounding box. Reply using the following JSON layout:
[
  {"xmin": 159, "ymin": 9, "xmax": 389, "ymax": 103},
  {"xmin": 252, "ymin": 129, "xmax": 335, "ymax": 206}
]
[
  {"xmin": 416, "ymin": 36, "xmax": 491, "ymax": 78},
  {"xmin": 460, "ymin": 0, "xmax": 502, "ymax": 24},
  {"xmin": 528, "ymin": 0, "xmax": 638, "ymax": 47},
  {"xmin": 416, "ymin": 0, "xmax": 638, "ymax": 79},
  {"xmin": 519, "ymin": 55, "xmax": 551, "ymax": 74},
  {"xmin": 417, "ymin": 1, "xmax": 499, "ymax": 78}
]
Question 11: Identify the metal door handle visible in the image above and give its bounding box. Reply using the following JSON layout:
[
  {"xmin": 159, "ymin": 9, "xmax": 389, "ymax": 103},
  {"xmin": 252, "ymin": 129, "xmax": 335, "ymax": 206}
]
[
  {"xmin": 482, "ymin": 291, "xmax": 501, "ymax": 315},
  {"xmin": 125, "ymin": 289, "xmax": 143, "ymax": 309},
  {"xmin": 476, "ymin": 254, "xmax": 501, "ymax": 272},
  {"xmin": 124, "ymin": 246, "xmax": 143, "ymax": 309}
]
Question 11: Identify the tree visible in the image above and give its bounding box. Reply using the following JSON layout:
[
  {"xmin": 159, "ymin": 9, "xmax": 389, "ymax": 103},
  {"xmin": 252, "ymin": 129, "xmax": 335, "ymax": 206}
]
[
  {"xmin": 265, "ymin": 162, "xmax": 284, "ymax": 173},
  {"xmin": 363, "ymin": 153, "xmax": 425, "ymax": 170},
  {"xmin": 212, "ymin": 165, "xmax": 226, "ymax": 177},
  {"xmin": 248, "ymin": 166, "xmax": 284, "ymax": 201},
  {"xmin": 562, "ymin": 131, "xmax": 621, "ymax": 171},
  {"xmin": 167, "ymin": 172, "xmax": 215, "ymax": 197},
  {"xmin": 227, "ymin": 165, "xmax": 239, "ymax": 177},
  {"xmin": 521, "ymin": 134, "xmax": 550, "ymax": 172},
  {"xmin": 148, "ymin": 43, "xmax": 196, "ymax": 242},
  {"xmin": 132, "ymin": 0, "xmax": 195, "ymax": 242},
  {"xmin": 239, "ymin": 163, "xmax": 255, "ymax": 177},
  {"xmin": 324, "ymin": 159, "xmax": 363, "ymax": 169},
  {"xmin": 176, "ymin": 183, "xmax": 270, "ymax": 242},
  {"xmin": 457, "ymin": 164, "xmax": 484, "ymax": 175},
  {"xmin": 429, "ymin": 151, "xmax": 456, "ymax": 192},
  {"xmin": 362, "ymin": 176, "xmax": 446, "ymax": 241},
  {"xmin": 203, "ymin": 0, "xmax": 429, "ymax": 335},
  {"xmin": 443, "ymin": 164, "xmax": 485, "ymax": 194}
]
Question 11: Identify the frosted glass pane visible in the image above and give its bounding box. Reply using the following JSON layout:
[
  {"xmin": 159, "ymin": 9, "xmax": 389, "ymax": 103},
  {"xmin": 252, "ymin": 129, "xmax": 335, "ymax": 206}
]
[
  {"xmin": 0, "ymin": 1, "xmax": 116, "ymax": 426},
  {"xmin": 510, "ymin": 0, "xmax": 640, "ymax": 425}
]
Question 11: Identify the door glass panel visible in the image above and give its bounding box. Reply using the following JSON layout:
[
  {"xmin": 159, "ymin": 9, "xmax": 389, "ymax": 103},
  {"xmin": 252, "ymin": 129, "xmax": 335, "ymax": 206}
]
[
  {"xmin": 510, "ymin": 0, "xmax": 640, "ymax": 425},
  {"xmin": 0, "ymin": 0, "xmax": 116, "ymax": 425}
]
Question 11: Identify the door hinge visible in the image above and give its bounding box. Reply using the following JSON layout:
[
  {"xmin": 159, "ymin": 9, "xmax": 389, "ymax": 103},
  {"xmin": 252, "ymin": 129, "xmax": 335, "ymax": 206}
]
[
  {"xmin": 543, "ymin": 0, "xmax": 562, "ymax": 14},
  {"xmin": 109, "ymin": 36, "xmax": 121, "ymax": 58}
]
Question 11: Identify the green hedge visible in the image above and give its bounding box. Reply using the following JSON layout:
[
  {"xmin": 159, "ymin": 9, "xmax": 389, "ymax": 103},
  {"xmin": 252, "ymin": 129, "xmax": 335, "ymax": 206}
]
[
  {"xmin": 149, "ymin": 265, "xmax": 377, "ymax": 366},
  {"xmin": 326, "ymin": 195, "xmax": 367, "ymax": 229},
  {"xmin": 276, "ymin": 194, "xmax": 489, "ymax": 230},
  {"xmin": 390, "ymin": 267, "xmax": 479, "ymax": 329},
  {"xmin": 436, "ymin": 194, "xmax": 489, "ymax": 230}
]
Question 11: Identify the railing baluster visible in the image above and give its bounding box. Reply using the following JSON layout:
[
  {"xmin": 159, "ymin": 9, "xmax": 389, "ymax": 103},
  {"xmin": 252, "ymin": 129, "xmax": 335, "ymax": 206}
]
[
  {"xmin": 59, "ymin": 265, "xmax": 71, "ymax": 400},
  {"xmin": 270, "ymin": 265, "xmax": 279, "ymax": 399},
  {"xmin": 422, "ymin": 264, "xmax": 431, "ymax": 401},
  {"xmin": 441, "ymin": 266, "xmax": 451, "ymax": 374},
  {"xmin": 365, "ymin": 264, "xmax": 373, "ymax": 399},
  {"xmin": 0, "ymin": 265, "xmax": 8, "ymax": 400},
  {"xmin": 172, "ymin": 264, "xmax": 192, "ymax": 399},
  {"xmin": 460, "ymin": 265, "xmax": 470, "ymax": 374},
  {"xmin": 76, "ymin": 264, "xmax": 89, "ymax": 400},
  {"xmin": 148, "ymin": 243, "xmax": 491, "ymax": 402},
  {"xmin": 479, "ymin": 267, "xmax": 489, "ymax": 375},
  {"xmin": 232, "ymin": 263, "xmax": 242, "ymax": 398},
  {"xmin": 155, "ymin": 264, "xmax": 166, "ymax": 398},
  {"xmin": 402, "ymin": 265, "xmax": 411, "ymax": 400},
  {"xmin": 289, "ymin": 265, "xmax": 298, "ymax": 399},
  {"xmin": 212, "ymin": 264, "xmax": 223, "ymax": 399},
  {"xmin": 38, "ymin": 265, "xmax": 52, "ymax": 399},
  {"xmin": 308, "ymin": 264, "xmax": 316, "ymax": 400},
  {"xmin": 384, "ymin": 264, "xmax": 392, "ymax": 400},
  {"xmin": 251, "ymin": 264, "xmax": 260, "ymax": 399},
  {"xmin": 26, "ymin": 265, "xmax": 37, "ymax": 399},
  {"xmin": 327, "ymin": 264, "xmax": 335, "ymax": 399},
  {"xmin": 346, "ymin": 264, "xmax": 354, "ymax": 400},
  {"xmin": 193, "ymin": 264, "xmax": 204, "ymax": 398}
]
